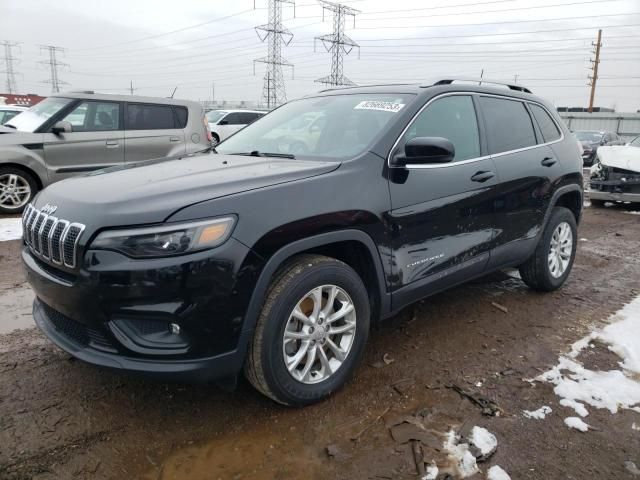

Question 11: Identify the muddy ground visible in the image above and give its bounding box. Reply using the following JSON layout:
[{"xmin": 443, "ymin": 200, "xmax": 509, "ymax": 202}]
[{"xmin": 0, "ymin": 204, "xmax": 639, "ymax": 480}]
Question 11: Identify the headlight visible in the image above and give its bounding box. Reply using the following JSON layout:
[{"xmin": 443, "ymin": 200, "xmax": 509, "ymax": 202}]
[{"xmin": 91, "ymin": 216, "xmax": 236, "ymax": 258}]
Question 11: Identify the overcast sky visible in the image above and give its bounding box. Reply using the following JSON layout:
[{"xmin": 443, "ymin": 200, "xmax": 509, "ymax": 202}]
[{"xmin": 1, "ymin": 0, "xmax": 639, "ymax": 110}]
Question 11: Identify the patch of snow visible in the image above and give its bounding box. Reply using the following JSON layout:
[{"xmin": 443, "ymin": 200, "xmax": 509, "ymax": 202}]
[
  {"xmin": 0, "ymin": 217, "xmax": 22, "ymax": 241},
  {"xmin": 559, "ymin": 399, "xmax": 589, "ymax": 417},
  {"xmin": 443, "ymin": 430, "xmax": 479, "ymax": 478},
  {"xmin": 564, "ymin": 417, "xmax": 590, "ymax": 432},
  {"xmin": 535, "ymin": 296, "xmax": 640, "ymax": 421},
  {"xmin": 624, "ymin": 211, "xmax": 640, "ymax": 215},
  {"xmin": 632, "ymin": 422, "xmax": 639, "ymax": 431},
  {"xmin": 523, "ymin": 406, "xmax": 552, "ymax": 419},
  {"xmin": 579, "ymin": 237, "xmax": 589, "ymax": 242},
  {"xmin": 487, "ymin": 465, "xmax": 511, "ymax": 480},
  {"xmin": 423, "ymin": 464, "xmax": 438, "ymax": 480},
  {"xmin": 469, "ymin": 426, "xmax": 497, "ymax": 457}
]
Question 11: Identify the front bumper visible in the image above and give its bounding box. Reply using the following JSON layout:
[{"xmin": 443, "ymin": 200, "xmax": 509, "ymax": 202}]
[
  {"xmin": 33, "ymin": 299, "xmax": 249, "ymax": 382},
  {"xmin": 23, "ymin": 238, "xmax": 263, "ymax": 382}
]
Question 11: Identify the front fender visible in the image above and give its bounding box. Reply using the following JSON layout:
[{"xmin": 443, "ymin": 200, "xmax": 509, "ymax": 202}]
[
  {"xmin": 236, "ymin": 228, "xmax": 389, "ymax": 346},
  {"xmin": 0, "ymin": 142, "xmax": 49, "ymax": 185}
]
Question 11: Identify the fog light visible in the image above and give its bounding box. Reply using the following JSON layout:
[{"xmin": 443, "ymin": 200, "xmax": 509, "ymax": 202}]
[{"xmin": 169, "ymin": 323, "xmax": 181, "ymax": 335}]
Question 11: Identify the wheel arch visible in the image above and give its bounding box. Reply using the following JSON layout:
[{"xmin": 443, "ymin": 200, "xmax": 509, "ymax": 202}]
[
  {"xmin": 548, "ymin": 184, "xmax": 583, "ymax": 224},
  {"xmin": 240, "ymin": 230, "xmax": 389, "ymax": 344},
  {"xmin": 0, "ymin": 161, "xmax": 44, "ymax": 190}
]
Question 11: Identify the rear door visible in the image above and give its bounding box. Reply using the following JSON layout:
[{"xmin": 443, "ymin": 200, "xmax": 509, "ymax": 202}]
[
  {"xmin": 43, "ymin": 100, "xmax": 124, "ymax": 182},
  {"xmin": 478, "ymin": 95, "xmax": 563, "ymax": 267},
  {"xmin": 124, "ymin": 103, "xmax": 186, "ymax": 163},
  {"xmin": 387, "ymin": 93, "xmax": 501, "ymax": 306}
]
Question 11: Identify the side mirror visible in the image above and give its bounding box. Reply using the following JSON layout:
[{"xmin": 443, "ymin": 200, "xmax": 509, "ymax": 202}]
[
  {"xmin": 392, "ymin": 137, "xmax": 455, "ymax": 167},
  {"xmin": 51, "ymin": 121, "xmax": 72, "ymax": 135},
  {"xmin": 218, "ymin": 120, "xmax": 229, "ymax": 125}
]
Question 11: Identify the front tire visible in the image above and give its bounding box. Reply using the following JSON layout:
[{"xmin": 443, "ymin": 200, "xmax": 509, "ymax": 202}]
[
  {"xmin": 0, "ymin": 167, "xmax": 38, "ymax": 214},
  {"xmin": 519, "ymin": 207, "xmax": 577, "ymax": 292},
  {"xmin": 244, "ymin": 254, "xmax": 370, "ymax": 406}
]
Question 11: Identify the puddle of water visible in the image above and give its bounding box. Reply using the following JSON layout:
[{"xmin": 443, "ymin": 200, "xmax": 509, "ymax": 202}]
[
  {"xmin": 0, "ymin": 286, "xmax": 34, "ymax": 334},
  {"xmin": 140, "ymin": 424, "xmax": 325, "ymax": 480}
]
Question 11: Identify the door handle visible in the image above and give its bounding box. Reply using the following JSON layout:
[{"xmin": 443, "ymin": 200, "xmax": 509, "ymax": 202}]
[
  {"xmin": 105, "ymin": 140, "xmax": 119, "ymax": 147},
  {"xmin": 169, "ymin": 136, "xmax": 180, "ymax": 142},
  {"xmin": 541, "ymin": 157, "xmax": 557, "ymax": 167},
  {"xmin": 471, "ymin": 171, "xmax": 495, "ymax": 183}
]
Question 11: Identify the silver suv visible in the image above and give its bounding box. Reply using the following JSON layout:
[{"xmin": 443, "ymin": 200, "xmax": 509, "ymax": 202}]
[{"xmin": 0, "ymin": 92, "xmax": 211, "ymax": 213}]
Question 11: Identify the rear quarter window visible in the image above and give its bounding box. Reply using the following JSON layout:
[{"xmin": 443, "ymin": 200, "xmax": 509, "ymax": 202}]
[
  {"xmin": 479, "ymin": 96, "xmax": 537, "ymax": 154},
  {"xmin": 529, "ymin": 103, "xmax": 561, "ymax": 143},
  {"xmin": 174, "ymin": 107, "xmax": 188, "ymax": 129}
]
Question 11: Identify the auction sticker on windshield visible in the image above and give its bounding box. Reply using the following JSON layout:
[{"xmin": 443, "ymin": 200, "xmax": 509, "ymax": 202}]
[{"xmin": 354, "ymin": 101, "xmax": 405, "ymax": 113}]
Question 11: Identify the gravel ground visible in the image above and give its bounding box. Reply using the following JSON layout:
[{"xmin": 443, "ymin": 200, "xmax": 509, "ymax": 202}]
[{"xmin": 0, "ymin": 204, "xmax": 639, "ymax": 480}]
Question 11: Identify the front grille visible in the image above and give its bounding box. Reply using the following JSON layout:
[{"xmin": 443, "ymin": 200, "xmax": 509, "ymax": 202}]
[
  {"xmin": 41, "ymin": 302, "xmax": 117, "ymax": 353},
  {"xmin": 22, "ymin": 204, "xmax": 85, "ymax": 268}
]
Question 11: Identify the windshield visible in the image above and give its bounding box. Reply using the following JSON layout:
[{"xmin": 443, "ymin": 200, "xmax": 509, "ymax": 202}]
[
  {"xmin": 630, "ymin": 136, "xmax": 640, "ymax": 147},
  {"xmin": 575, "ymin": 131, "xmax": 603, "ymax": 143},
  {"xmin": 5, "ymin": 97, "xmax": 73, "ymax": 132},
  {"xmin": 216, "ymin": 93, "xmax": 415, "ymax": 159},
  {"xmin": 206, "ymin": 110, "xmax": 228, "ymax": 124}
]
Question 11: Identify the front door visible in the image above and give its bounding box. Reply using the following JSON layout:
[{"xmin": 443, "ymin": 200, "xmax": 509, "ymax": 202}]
[
  {"xmin": 387, "ymin": 94, "xmax": 501, "ymax": 308},
  {"xmin": 44, "ymin": 100, "xmax": 124, "ymax": 182}
]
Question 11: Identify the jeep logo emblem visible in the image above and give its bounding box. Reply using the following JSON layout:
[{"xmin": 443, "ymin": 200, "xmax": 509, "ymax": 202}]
[{"xmin": 41, "ymin": 204, "xmax": 58, "ymax": 215}]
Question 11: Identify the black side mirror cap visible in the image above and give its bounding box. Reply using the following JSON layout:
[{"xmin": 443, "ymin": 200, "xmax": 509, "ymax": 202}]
[{"xmin": 391, "ymin": 136, "xmax": 455, "ymax": 167}]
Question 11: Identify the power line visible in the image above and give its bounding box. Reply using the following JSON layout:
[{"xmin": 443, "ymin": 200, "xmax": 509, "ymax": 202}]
[
  {"xmin": 588, "ymin": 29, "xmax": 603, "ymax": 112},
  {"xmin": 254, "ymin": 0, "xmax": 296, "ymax": 108},
  {"xmin": 1, "ymin": 41, "xmax": 21, "ymax": 94},
  {"xmin": 315, "ymin": 0, "xmax": 359, "ymax": 87},
  {"xmin": 38, "ymin": 45, "xmax": 69, "ymax": 93}
]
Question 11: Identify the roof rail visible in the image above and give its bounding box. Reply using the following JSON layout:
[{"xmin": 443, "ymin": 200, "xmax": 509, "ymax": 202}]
[{"xmin": 430, "ymin": 79, "xmax": 532, "ymax": 94}]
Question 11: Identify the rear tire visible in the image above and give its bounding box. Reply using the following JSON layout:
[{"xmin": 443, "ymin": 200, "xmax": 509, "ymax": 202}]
[
  {"xmin": 519, "ymin": 207, "xmax": 577, "ymax": 292},
  {"xmin": 244, "ymin": 254, "xmax": 370, "ymax": 406},
  {"xmin": 0, "ymin": 166, "xmax": 39, "ymax": 214}
]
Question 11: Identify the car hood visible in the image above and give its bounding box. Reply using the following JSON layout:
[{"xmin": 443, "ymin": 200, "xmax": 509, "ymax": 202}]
[
  {"xmin": 595, "ymin": 145, "xmax": 640, "ymax": 173},
  {"xmin": 33, "ymin": 153, "xmax": 340, "ymax": 228},
  {"xmin": 0, "ymin": 125, "xmax": 18, "ymax": 134}
]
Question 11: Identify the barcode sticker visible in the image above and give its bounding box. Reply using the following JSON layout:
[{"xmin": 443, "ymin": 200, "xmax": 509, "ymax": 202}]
[{"xmin": 354, "ymin": 101, "xmax": 405, "ymax": 113}]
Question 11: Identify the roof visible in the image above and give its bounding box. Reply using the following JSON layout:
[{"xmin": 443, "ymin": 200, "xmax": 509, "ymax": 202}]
[
  {"xmin": 52, "ymin": 91, "xmax": 202, "ymax": 108},
  {"xmin": 206, "ymin": 109, "xmax": 265, "ymax": 113}
]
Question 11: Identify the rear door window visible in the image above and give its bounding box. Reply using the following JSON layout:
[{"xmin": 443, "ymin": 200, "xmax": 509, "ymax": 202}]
[
  {"xmin": 126, "ymin": 104, "xmax": 176, "ymax": 130},
  {"xmin": 529, "ymin": 104, "xmax": 561, "ymax": 143},
  {"xmin": 223, "ymin": 112, "xmax": 244, "ymax": 125},
  {"xmin": 479, "ymin": 97, "xmax": 537, "ymax": 154},
  {"xmin": 403, "ymin": 95, "xmax": 481, "ymax": 161}
]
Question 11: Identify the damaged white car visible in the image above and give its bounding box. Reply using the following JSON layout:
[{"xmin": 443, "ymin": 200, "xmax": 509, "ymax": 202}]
[{"xmin": 589, "ymin": 135, "xmax": 640, "ymax": 206}]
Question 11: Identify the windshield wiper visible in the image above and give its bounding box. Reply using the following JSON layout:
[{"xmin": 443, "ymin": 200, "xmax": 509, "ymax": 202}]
[
  {"xmin": 228, "ymin": 150, "xmax": 296, "ymax": 159},
  {"xmin": 3, "ymin": 124, "xmax": 16, "ymax": 129}
]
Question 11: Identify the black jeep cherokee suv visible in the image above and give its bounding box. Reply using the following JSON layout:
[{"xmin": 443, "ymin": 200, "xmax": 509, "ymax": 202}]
[{"xmin": 22, "ymin": 80, "xmax": 583, "ymax": 406}]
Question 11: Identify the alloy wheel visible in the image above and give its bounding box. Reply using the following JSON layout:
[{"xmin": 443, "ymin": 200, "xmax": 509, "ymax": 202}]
[
  {"xmin": 0, "ymin": 173, "xmax": 31, "ymax": 210},
  {"xmin": 548, "ymin": 221, "xmax": 573, "ymax": 278},
  {"xmin": 282, "ymin": 284, "xmax": 357, "ymax": 384}
]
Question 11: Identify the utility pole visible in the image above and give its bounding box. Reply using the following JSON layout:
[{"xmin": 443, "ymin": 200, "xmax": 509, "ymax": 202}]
[
  {"xmin": 314, "ymin": 0, "xmax": 359, "ymax": 87},
  {"xmin": 513, "ymin": 74, "xmax": 519, "ymax": 84},
  {"xmin": 129, "ymin": 80, "xmax": 135, "ymax": 95},
  {"xmin": 254, "ymin": 0, "xmax": 295, "ymax": 109},
  {"xmin": 588, "ymin": 29, "xmax": 602, "ymax": 113},
  {"xmin": 1, "ymin": 41, "xmax": 21, "ymax": 94},
  {"xmin": 38, "ymin": 45, "xmax": 69, "ymax": 93}
]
